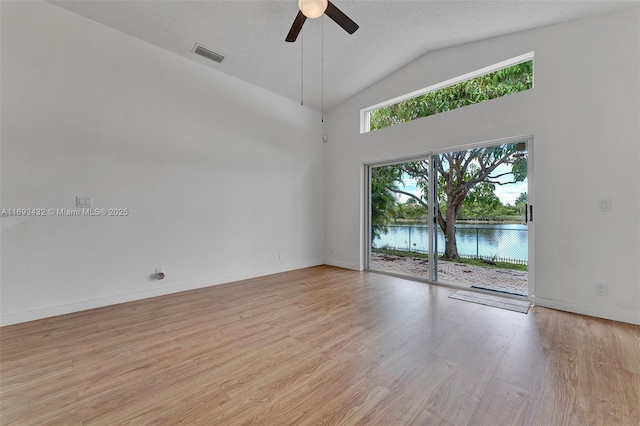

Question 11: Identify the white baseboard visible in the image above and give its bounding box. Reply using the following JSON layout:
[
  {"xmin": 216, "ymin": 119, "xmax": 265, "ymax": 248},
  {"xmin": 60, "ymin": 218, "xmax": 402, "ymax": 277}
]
[
  {"xmin": 0, "ymin": 259, "xmax": 325, "ymax": 326},
  {"xmin": 531, "ymin": 295, "xmax": 640, "ymax": 325},
  {"xmin": 7, "ymin": 264, "xmax": 635, "ymax": 327},
  {"xmin": 325, "ymin": 258, "xmax": 362, "ymax": 271}
]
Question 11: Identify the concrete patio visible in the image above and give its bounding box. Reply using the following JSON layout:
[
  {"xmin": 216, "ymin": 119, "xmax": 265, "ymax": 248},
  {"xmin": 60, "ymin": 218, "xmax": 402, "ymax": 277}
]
[{"xmin": 370, "ymin": 252, "xmax": 528, "ymax": 297}]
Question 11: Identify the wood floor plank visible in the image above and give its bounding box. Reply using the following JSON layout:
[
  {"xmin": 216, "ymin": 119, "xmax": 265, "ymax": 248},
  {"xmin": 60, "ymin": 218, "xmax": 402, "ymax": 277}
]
[
  {"xmin": 523, "ymin": 349, "xmax": 581, "ymax": 425},
  {"xmin": 468, "ymin": 378, "xmax": 530, "ymax": 426},
  {"xmin": 424, "ymin": 331, "xmax": 511, "ymax": 425},
  {"xmin": 491, "ymin": 311, "xmax": 549, "ymax": 392},
  {"xmin": 355, "ymin": 354, "xmax": 456, "ymax": 425},
  {"xmin": 1, "ymin": 265, "xmax": 639, "ymax": 425},
  {"xmin": 409, "ymin": 409, "xmax": 456, "ymax": 426}
]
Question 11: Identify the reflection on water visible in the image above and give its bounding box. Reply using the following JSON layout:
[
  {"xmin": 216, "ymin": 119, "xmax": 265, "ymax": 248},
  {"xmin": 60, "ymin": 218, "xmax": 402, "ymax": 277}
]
[{"xmin": 373, "ymin": 223, "xmax": 528, "ymax": 262}]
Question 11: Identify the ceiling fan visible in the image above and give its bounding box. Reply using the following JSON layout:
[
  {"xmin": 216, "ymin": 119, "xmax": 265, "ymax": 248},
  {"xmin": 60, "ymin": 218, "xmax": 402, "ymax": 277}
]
[{"xmin": 286, "ymin": 0, "xmax": 359, "ymax": 42}]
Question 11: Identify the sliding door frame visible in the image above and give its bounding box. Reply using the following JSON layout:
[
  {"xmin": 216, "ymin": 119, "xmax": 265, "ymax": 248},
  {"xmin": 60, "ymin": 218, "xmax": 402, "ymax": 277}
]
[
  {"xmin": 364, "ymin": 152, "xmax": 434, "ymax": 274},
  {"xmin": 364, "ymin": 135, "xmax": 534, "ymax": 299}
]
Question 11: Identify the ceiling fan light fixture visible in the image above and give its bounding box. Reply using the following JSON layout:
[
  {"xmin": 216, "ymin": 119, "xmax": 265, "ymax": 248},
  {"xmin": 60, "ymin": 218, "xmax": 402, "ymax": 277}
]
[
  {"xmin": 286, "ymin": 0, "xmax": 358, "ymax": 42},
  {"xmin": 298, "ymin": 0, "xmax": 328, "ymax": 19}
]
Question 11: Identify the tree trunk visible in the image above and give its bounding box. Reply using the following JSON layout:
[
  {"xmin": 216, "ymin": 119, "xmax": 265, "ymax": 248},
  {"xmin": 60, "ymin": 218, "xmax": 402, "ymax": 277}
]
[
  {"xmin": 440, "ymin": 183, "xmax": 466, "ymax": 260},
  {"xmin": 442, "ymin": 206, "xmax": 459, "ymax": 259}
]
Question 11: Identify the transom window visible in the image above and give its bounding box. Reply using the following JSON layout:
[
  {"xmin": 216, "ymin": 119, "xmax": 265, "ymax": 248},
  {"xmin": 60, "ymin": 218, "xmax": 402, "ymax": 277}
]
[{"xmin": 361, "ymin": 52, "xmax": 534, "ymax": 133}]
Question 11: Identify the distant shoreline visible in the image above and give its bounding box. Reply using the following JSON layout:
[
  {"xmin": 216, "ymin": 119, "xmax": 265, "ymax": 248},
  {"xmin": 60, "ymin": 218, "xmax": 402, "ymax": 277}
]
[{"xmin": 393, "ymin": 218, "xmax": 526, "ymax": 225}]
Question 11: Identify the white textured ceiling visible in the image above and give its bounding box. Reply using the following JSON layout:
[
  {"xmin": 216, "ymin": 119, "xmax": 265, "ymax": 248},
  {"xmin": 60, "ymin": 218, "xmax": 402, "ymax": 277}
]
[{"xmin": 49, "ymin": 0, "xmax": 639, "ymax": 111}]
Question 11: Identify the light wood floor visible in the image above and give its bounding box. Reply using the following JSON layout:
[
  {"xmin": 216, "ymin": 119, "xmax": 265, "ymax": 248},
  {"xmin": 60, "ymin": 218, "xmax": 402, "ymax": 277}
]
[{"xmin": 1, "ymin": 266, "xmax": 639, "ymax": 425}]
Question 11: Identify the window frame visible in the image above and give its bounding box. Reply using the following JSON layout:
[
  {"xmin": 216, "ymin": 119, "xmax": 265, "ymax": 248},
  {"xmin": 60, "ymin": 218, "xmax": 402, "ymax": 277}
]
[{"xmin": 360, "ymin": 51, "xmax": 535, "ymax": 134}]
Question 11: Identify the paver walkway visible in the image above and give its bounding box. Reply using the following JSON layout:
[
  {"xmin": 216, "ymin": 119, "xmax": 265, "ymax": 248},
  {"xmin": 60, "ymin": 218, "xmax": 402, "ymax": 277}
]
[{"xmin": 370, "ymin": 253, "xmax": 528, "ymax": 297}]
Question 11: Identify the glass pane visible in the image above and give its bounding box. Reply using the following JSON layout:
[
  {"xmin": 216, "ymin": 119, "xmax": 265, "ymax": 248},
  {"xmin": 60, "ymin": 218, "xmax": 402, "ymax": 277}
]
[
  {"xmin": 368, "ymin": 60, "xmax": 533, "ymax": 132},
  {"xmin": 369, "ymin": 161, "xmax": 432, "ymax": 279},
  {"xmin": 434, "ymin": 142, "xmax": 528, "ymax": 296},
  {"xmin": 368, "ymin": 140, "xmax": 529, "ymax": 298}
]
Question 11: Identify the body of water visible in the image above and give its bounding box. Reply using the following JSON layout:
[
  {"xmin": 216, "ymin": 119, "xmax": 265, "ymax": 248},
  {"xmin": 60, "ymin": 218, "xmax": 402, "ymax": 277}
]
[{"xmin": 373, "ymin": 223, "xmax": 528, "ymax": 262}]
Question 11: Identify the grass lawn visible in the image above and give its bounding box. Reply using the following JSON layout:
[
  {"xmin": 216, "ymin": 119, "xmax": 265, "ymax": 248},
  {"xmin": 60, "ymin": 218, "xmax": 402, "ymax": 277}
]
[{"xmin": 371, "ymin": 247, "xmax": 528, "ymax": 272}]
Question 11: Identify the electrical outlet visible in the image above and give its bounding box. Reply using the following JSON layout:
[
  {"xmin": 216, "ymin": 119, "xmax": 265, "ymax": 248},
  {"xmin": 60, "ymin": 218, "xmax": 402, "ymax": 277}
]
[
  {"xmin": 596, "ymin": 283, "xmax": 608, "ymax": 296},
  {"xmin": 155, "ymin": 268, "xmax": 165, "ymax": 280}
]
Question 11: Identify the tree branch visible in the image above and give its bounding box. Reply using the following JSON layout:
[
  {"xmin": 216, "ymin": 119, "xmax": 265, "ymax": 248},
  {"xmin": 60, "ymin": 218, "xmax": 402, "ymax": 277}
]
[
  {"xmin": 487, "ymin": 171, "xmax": 515, "ymax": 180},
  {"xmin": 465, "ymin": 155, "xmax": 512, "ymax": 187},
  {"xmin": 486, "ymin": 179, "xmax": 518, "ymax": 186},
  {"xmin": 387, "ymin": 188, "xmax": 428, "ymax": 209}
]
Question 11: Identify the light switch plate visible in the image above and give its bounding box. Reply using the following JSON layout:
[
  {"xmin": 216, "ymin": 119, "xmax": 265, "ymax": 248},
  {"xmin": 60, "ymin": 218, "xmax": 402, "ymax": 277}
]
[{"xmin": 599, "ymin": 199, "xmax": 611, "ymax": 212}]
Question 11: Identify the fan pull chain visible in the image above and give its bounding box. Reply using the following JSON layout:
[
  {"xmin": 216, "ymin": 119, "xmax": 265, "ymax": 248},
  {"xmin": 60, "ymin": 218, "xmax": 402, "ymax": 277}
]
[
  {"xmin": 321, "ymin": 16, "xmax": 324, "ymax": 123},
  {"xmin": 300, "ymin": 26, "xmax": 304, "ymax": 106}
]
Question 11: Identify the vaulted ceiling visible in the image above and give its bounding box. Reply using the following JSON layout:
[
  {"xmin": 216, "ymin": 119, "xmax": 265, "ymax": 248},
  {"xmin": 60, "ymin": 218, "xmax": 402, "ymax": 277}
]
[{"xmin": 49, "ymin": 1, "xmax": 639, "ymax": 111}]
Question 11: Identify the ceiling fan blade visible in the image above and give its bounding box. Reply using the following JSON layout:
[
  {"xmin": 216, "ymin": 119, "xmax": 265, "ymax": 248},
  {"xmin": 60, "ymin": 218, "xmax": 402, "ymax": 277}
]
[
  {"xmin": 286, "ymin": 10, "xmax": 307, "ymax": 42},
  {"xmin": 324, "ymin": 1, "xmax": 359, "ymax": 34}
]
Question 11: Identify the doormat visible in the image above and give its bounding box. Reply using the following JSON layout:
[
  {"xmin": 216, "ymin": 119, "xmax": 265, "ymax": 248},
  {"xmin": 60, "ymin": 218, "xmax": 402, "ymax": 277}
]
[
  {"xmin": 449, "ymin": 290, "xmax": 531, "ymax": 314},
  {"xmin": 471, "ymin": 285, "xmax": 526, "ymax": 297}
]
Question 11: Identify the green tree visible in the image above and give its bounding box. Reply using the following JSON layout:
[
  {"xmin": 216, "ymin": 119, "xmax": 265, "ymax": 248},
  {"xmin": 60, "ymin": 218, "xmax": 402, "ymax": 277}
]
[
  {"xmin": 515, "ymin": 192, "xmax": 528, "ymax": 206},
  {"xmin": 370, "ymin": 61, "xmax": 533, "ymax": 131},
  {"xmin": 515, "ymin": 191, "xmax": 528, "ymax": 218},
  {"xmin": 459, "ymin": 182, "xmax": 502, "ymax": 219},
  {"xmin": 370, "ymin": 166, "xmax": 402, "ymax": 240},
  {"xmin": 464, "ymin": 182, "xmax": 501, "ymax": 211},
  {"xmin": 378, "ymin": 145, "xmax": 527, "ymax": 260},
  {"xmin": 395, "ymin": 199, "xmax": 428, "ymax": 220}
]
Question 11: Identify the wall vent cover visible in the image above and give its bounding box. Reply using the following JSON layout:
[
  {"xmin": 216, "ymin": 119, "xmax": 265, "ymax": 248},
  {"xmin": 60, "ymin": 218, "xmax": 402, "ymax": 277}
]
[{"xmin": 193, "ymin": 43, "xmax": 225, "ymax": 63}]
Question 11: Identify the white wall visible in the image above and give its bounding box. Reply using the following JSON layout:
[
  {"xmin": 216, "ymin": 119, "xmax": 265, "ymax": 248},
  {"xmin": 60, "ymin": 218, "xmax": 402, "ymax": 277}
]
[
  {"xmin": 325, "ymin": 8, "xmax": 640, "ymax": 324},
  {"xmin": 0, "ymin": 1, "xmax": 325, "ymax": 325}
]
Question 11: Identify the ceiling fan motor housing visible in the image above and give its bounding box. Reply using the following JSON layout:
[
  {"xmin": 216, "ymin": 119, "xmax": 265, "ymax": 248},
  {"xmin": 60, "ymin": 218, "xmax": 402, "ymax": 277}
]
[{"xmin": 299, "ymin": 0, "xmax": 328, "ymax": 18}]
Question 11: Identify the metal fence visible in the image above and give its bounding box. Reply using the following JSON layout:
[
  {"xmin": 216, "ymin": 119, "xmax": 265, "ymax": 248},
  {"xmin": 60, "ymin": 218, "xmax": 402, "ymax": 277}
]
[{"xmin": 374, "ymin": 224, "xmax": 528, "ymax": 265}]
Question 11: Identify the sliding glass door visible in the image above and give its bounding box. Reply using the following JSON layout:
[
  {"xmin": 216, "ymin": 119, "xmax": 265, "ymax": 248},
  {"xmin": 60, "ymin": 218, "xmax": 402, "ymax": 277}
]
[
  {"xmin": 369, "ymin": 159, "xmax": 436, "ymax": 281},
  {"xmin": 367, "ymin": 139, "xmax": 530, "ymax": 297}
]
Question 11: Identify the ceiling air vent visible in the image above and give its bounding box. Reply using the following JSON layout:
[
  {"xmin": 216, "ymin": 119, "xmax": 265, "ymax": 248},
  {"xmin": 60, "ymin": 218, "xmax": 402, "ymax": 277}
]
[{"xmin": 192, "ymin": 43, "xmax": 224, "ymax": 64}]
